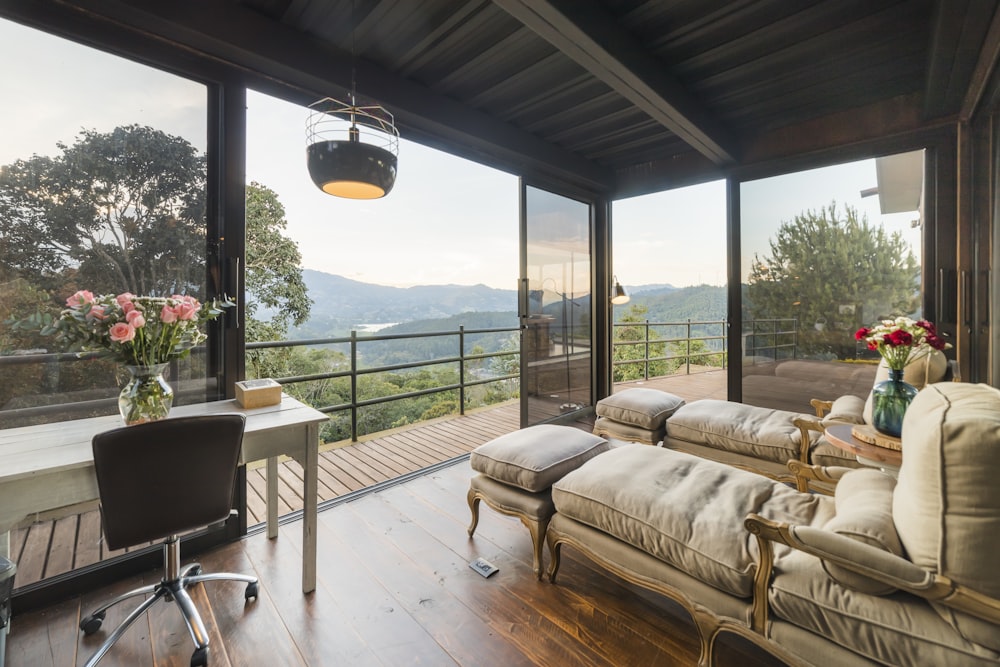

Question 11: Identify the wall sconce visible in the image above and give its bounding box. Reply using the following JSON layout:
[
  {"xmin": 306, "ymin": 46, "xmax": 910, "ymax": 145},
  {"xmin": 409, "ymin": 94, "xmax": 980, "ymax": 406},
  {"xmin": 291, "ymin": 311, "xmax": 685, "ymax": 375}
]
[{"xmin": 611, "ymin": 276, "xmax": 630, "ymax": 305}]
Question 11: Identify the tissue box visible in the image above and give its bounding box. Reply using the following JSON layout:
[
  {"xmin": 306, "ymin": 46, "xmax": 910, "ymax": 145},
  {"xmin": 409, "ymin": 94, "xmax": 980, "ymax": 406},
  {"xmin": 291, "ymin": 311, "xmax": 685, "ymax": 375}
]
[{"xmin": 235, "ymin": 379, "xmax": 282, "ymax": 408}]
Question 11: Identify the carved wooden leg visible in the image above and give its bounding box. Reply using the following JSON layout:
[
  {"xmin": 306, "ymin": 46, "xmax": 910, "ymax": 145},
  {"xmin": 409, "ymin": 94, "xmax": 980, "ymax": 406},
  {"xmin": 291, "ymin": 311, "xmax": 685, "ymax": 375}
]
[
  {"xmin": 467, "ymin": 488, "xmax": 481, "ymax": 537},
  {"xmin": 546, "ymin": 532, "xmax": 562, "ymax": 583},
  {"xmin": 524, "ymin": 515, "xmax": 550, "ymax": 580}
]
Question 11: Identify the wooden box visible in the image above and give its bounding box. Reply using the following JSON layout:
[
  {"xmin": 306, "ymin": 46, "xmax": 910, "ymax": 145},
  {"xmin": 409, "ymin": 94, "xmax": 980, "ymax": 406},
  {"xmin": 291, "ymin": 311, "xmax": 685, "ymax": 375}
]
[{"xmin": 235, "ymin": 379, "xmax": 282, "ymax": 409}]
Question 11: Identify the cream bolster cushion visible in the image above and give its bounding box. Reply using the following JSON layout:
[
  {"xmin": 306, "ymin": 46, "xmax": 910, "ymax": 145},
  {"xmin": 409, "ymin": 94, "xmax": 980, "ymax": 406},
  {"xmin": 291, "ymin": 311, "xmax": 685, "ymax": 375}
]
[
  {"xmin": 552, "ymin": 445, "xmax": 828, "ymax": 598},
  {"xmin": 470, "ymin": 424, "xmax": 609, "ymax": 493},
  {"xmin": 821, "ymin": 395, "xmax": 865, "ymax": 426},
  {"xmin": 594, "ymin": 388, "xmax": 685, "ymax": 430},
  {"xmin": 790, "ymin": 525, "xmax": 931, "ymax": 589},
  {"xmin": 820, "ymin": 469, "xmax": 905, "ymax": 595}
]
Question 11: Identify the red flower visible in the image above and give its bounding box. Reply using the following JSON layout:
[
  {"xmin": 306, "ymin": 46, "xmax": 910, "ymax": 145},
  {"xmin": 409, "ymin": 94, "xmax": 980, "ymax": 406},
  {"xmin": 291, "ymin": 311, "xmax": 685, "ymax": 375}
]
[
  {"xmin": 867, "ymin": 341, "xmax": 878, "ymax": 351},
  {"xmin": 916, "ymin": 320, "xmax": 936, "ymax": 334},
  {"xmin": 885, "ymin": 330, "xmax": 913, "ymax": 346},
  {"xmin": 854, "ymin": 327, "xmax": 870, "ymax": 341},
  {"xmin": 926, "ymin": 333, "xmax": 947, "ymax": 350}
]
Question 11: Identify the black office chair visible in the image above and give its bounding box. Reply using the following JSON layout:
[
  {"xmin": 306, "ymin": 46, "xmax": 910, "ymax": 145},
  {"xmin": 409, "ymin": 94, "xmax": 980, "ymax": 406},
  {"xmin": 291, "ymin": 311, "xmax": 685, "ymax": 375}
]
[{"xmin": 80, "ymin": 414, "xmax": 259, "ymax": 667}]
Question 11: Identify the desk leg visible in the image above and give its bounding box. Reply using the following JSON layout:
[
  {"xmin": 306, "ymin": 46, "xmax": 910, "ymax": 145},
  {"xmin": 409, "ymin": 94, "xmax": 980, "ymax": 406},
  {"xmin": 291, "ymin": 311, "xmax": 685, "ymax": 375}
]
[
  {"xmin": 266, "ymin": 457, "xmax": 279, "ymax": 540},
  {"xmin": 302, "ymin": 423, "xmax": 318, "ymax": 594}
]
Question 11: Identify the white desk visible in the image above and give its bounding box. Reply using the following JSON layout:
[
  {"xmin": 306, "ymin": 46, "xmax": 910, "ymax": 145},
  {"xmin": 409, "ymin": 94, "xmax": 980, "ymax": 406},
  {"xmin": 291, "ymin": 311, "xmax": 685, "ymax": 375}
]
[{"xmin": 0, "ymin": 394, "xmax": 327, "ymax": 593}]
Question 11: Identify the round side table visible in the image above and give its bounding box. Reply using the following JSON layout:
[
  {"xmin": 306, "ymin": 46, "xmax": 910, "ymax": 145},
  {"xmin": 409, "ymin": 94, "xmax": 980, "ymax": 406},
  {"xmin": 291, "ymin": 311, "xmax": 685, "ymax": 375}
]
[{"xmin": 824, "ymin": 423, "xmax": 902, "ymax": 477}]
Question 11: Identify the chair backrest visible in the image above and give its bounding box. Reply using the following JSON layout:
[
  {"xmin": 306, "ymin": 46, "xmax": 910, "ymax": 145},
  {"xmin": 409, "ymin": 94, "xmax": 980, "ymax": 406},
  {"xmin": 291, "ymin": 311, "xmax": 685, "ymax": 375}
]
[{"xmin": 92, "ymin": 414, "xmax": 246, "ymax": 550}]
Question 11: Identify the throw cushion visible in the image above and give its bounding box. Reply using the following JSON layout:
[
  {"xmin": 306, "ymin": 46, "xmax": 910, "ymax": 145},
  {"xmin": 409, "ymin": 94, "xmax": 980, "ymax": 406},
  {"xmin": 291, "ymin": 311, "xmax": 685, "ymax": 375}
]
[
  {"xmin": 470, "ymin": 424, "xmax": 609, "ymax": 493},
  {"xmin": 821, "ymin": 469, "xmax": 903, "ymax": 594},
  {"xmin": 893, "ymin": 383, "xmax": 1000, "ymax": 652},
  {"xmin": 594, "ymin": 388, "xmax": 685, "ymax": 430}
]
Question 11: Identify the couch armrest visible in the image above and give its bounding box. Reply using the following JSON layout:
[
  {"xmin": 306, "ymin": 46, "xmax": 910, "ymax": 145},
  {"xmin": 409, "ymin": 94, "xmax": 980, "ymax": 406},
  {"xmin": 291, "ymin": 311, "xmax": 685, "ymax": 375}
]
[
  {"xmin": 786, "ymin": 460, "xmax": 850, "ymax": 494},
  {"xmin": 809, "ymin": 398, "xmax": 833, "ymax": 418},
  {"xmin": 744, "ymin": 514, "xmax": 1000, "ymax": 633}
]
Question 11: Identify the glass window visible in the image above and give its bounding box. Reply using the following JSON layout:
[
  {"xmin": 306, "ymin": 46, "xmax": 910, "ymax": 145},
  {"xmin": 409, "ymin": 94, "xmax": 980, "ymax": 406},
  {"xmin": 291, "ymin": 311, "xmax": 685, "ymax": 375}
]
[{"xmin": 739, "ymin": 151, "xmax": 924, "ymax": 412}]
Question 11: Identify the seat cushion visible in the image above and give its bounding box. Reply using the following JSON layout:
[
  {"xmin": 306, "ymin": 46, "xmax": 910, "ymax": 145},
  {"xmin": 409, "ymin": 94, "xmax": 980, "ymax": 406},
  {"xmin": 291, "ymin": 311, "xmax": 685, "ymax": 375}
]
[
  {"xmin": 551, "ymin": 445, "xmax": 830, "ymax": 597},
  {"xmin": 470, "ymin": 424, "xmax": 609, "ymax": 493},
  {"xmin": 593, "ymin": 415, "xmax": 663, "ymax": 445},
  {"xmin": 808, "ymin": 436, "xmax": 864, "ymax": 468},
  {"xmin": 769, "ymin": 550, "xmax": 1000, "ymax": 666},
  {"xmin": 594, "ymin": 388, "xmax": 685, "ymax": 430},
  {"xmin": 821, "ymin": 469, "xmax": 903, "ymax": 595},
  {"xmin": 666, "ymin": 400, "xmax": 815, "ymax": 465},
  {"xmin": 893, "ymin": 383, "xmax": 1000, "ymax": 652}
]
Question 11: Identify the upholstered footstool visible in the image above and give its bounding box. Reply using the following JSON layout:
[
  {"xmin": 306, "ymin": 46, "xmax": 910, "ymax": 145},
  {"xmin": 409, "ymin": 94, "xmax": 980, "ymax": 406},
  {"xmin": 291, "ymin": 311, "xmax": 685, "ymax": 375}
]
[
  {"xmin": 468, "ymin": 424, "xmax": 610, "ymax": 579},
  {"xmin": 593, "ymin": 388, "xmax": 686, "ymax": 445}
]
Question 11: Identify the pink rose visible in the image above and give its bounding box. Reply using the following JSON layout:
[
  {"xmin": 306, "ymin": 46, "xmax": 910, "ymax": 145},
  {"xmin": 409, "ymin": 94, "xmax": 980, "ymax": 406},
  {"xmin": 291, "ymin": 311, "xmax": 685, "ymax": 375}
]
[
  {"xmin": 66, "ymin": 290, "xmax": 95, "ymax": 308},
  {"xmin": 126, "ymin": 310, "xmax": 146, "ymax": 328},
  {"xmin": 175, "ymin": 301, "xmax": 199, "ymax": 320},
  {"xmin": 115, "ymin": 293, "xmax": 136, "ymax": 312},
  {"xmin": 160, "ymin": 304, "xmax": 178, "ymax": 324},
  {"xmin": 109, "ymin": 322, "xmax": 135, "ymax": 343},
  {"xmin": 86, "ymin": 304, "xmax": 107, "ymax": 321}
]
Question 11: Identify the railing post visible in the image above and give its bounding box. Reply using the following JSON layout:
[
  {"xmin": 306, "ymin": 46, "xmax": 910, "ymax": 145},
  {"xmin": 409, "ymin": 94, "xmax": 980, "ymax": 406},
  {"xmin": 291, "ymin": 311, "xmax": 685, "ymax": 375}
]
[
  {"xmin": 723, "ymin": 318, "xmax": 728, "ymax": 369},
  {"xmin": 350, "ymin": 330, "xmax": 358, "ymax": 442},
  {"xmin": 686, "ymin": 319, "xmax": 692, "ymax": 375},
  {"xmin": 459, "ymin": 326, "xmax": 466, "ymax": 415},
  {"xmin": 644, "ymin": 320, "xmax": 650, "ymax": 380}
]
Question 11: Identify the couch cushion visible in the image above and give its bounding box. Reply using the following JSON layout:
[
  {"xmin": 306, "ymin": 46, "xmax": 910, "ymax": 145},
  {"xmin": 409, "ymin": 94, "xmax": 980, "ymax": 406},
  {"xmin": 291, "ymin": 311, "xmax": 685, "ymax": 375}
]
[
  {"xmin": 893, "ymin": 383, "xmax": 1000, "ymax": 652},
  {"xmin": 822, "ymin": 469, "xmax": 903, "ymax": 595},
  {"xmin": 595, "ymin": 388, "xmax": 685, "ymax": 430},
  {"xmin": 470, "ymin": 424, "xmax": 609, "ymax": 493},
  {"xmin": 666, "ymin": 400, "xmax": 815, "ymax": 465},
  {"xmin": 808, "ymin": 436, "xmax": 864, "ymax": 469},
  {"xmin": 769, "ymin": 549, "xmax": 1000, "ymax": 666},
  {"xmin": 551, "ymin": 445, "xmax": 830, "ymax": 597},
  {"xmin": 593, "ymin": 415, "xmax": 663, "ymax": 445}
]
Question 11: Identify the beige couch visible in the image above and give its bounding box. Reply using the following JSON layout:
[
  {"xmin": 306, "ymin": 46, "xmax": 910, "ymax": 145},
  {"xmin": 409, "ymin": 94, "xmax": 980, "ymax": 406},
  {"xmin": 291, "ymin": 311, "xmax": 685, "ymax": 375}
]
[{"xmin": 549, "ymin": 382, "xmax": 1000, "ymax": 666}]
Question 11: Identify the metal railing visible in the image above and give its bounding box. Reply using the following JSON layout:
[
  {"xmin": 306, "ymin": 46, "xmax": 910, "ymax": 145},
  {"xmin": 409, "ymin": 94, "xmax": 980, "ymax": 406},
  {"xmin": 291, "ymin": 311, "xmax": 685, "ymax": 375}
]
[
  {"xmin": 611, "ymin": 318, "xmax": 798, "ymax": 380},
  {"xmin": 247, "ymin": 325, "xmax": 519, "ymax": 441}
]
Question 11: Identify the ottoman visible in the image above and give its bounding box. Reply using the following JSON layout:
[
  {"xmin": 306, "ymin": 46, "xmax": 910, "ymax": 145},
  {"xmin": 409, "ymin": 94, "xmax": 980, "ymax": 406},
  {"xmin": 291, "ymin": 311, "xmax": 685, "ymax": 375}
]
[
  {"xmin": 593, "ymin": 388, "xmax": 686, "ymax": 445},
  {"xmin": 468, "ymin": 424, "xmax": 610, "ymax": 578}
]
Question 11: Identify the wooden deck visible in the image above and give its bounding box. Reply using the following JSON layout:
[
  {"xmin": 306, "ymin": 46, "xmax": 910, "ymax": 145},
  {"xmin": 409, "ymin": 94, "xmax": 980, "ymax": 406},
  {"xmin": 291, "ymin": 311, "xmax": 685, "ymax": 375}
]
[
  {"xmin": 5, "ymin": 454, "xmax": 785, "ymax": 667},
  {"xmin": 8, "ymin": 372, "xmax": 727, "ymax": 591}
]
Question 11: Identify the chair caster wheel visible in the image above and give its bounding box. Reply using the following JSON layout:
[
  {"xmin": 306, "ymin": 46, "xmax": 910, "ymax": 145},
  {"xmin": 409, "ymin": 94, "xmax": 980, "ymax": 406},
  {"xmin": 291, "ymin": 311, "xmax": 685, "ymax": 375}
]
[
  {"xmin": 191, "ymin": 645, "xmax": 209, "ymax": 666},
  {"xmin": 245, "ymin": 581, "xmax": 259, "ymax": 600},
  {"xmin": 80, "ymin": 610, "xmax": 106, "ymax": 635}
]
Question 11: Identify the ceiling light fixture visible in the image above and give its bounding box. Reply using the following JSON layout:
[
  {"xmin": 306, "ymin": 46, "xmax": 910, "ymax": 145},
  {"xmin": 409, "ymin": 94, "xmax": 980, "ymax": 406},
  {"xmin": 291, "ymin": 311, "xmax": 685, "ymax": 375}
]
[
  {"xmin": 611, "ymin": 276, "xmax": 630, "ymax": 305},
  {"xmin": 305, "ymin": 2, "xmax": 398, "ymax": 199}
]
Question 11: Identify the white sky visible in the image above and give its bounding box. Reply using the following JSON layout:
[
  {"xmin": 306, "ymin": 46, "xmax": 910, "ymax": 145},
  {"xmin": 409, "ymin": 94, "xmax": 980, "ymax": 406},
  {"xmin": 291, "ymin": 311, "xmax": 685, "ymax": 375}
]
[{"xmin": 2, "ymin": 18, "xmax": 923, "ymax": 292}]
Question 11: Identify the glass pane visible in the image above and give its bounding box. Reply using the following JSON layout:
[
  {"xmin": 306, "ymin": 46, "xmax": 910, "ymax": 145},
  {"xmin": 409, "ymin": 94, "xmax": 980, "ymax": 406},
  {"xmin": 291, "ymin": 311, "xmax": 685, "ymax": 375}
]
[
  {"xmin": 740, "ymin": 151, "xmax": 924, "ymax": 412},
  {"xmin": 0, "ymin": 20, "xmax": 211, "ymax": 430},
  {"xmin": 611, "ymin": 181, "xmax": 727, "ymax": 402},
  {"xmin": 523, "ymin": 185, "xmax": 592, "ymax": 423}
]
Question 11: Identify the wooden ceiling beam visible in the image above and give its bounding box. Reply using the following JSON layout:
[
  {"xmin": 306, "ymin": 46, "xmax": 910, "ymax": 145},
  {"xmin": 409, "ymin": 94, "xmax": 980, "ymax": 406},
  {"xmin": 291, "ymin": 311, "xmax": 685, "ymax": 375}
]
[
  {"xmin": 924, "ymin": 0, "xmax": 1000, "ymax": 120},
  {"xmin": 493, "ymin": 0, "xmax": 739, "ymax": 166}
]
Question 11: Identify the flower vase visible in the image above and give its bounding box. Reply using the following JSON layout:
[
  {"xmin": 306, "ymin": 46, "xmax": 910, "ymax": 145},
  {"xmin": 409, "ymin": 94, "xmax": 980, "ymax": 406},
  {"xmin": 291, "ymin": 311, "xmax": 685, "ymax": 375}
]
[
  {"xmin": 871, "ymin": 369, "xmax": 917, "ymax": 438},
  {"xmin": 119, "ymin": 363, "xmax": 174, "ymax": 425}
]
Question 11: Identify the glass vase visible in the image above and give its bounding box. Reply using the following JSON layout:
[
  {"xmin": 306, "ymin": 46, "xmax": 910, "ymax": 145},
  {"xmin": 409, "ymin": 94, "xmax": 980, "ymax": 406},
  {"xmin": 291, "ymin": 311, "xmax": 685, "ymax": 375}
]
[
  {"xmin": 871, "ymin": 369, "xmax": 917, "ymax": 438},
  {"xmin": 118, "ymin": 363, "xmax": 174, "ymax": 425}
]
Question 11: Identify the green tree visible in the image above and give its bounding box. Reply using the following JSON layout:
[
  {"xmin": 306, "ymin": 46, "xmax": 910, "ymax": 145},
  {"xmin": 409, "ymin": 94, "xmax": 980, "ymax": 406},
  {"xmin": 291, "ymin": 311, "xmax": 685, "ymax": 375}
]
[
  {"xmin": 0, "ymin": 124, "xmax": 207, "ymax": 296},
  {"xmin": 244, "ymin": 182, "xmax": 313, "ymax": 380},
  {"xmin": 747, "ymin": 202, "xmax": 918, "ymax": 359},
  {"xmin": 612, "ymin": 304, "xmax": 672, "ymax": 382}
]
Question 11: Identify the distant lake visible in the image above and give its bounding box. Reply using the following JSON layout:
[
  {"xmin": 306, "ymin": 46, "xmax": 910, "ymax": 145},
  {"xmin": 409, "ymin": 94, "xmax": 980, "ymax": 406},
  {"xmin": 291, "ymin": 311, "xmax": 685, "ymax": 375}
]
[{"xmin": 356, "ymin": 322, "xmax": 399, "ymax": 332}]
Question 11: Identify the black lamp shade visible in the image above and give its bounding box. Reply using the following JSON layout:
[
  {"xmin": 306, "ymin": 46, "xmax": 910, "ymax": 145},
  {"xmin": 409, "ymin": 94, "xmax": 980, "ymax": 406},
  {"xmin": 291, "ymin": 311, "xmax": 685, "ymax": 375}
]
[{"xmin": 307, "ymin": 139, "xmax": 398, "ymax": 199}]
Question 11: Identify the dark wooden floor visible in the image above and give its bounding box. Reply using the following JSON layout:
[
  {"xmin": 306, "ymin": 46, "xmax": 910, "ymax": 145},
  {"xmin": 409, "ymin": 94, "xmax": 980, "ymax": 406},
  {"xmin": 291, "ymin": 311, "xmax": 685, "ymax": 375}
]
[{"xmin": 4, "ymin": 456, "xmax": 784, "ymax": 667}]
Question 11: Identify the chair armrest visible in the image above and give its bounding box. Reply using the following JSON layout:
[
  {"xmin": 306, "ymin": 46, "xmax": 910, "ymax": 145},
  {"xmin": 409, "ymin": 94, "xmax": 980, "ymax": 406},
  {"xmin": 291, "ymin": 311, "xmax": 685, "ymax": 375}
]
[
  {"xmin": 810, "ymin": 398, "xmax": 833, "ymax": 418},
  {"xmin": 786, "ymin": 460, "xmax": 850, "ymax": 494},
  {"xmin": 745, "ymin": 514, "xmax": 1000, "ymax": 632},
  {"xmin": 792, "ymin": 417, "xmax": 825, "ymax": 478}
]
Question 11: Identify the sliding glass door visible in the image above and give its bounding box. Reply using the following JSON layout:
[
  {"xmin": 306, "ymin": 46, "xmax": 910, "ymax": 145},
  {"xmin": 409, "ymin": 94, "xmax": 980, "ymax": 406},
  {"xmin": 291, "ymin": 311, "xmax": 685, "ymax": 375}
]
[{"xmin": 520, "ymin": 184, "xmax": 593, "ymax": 425}]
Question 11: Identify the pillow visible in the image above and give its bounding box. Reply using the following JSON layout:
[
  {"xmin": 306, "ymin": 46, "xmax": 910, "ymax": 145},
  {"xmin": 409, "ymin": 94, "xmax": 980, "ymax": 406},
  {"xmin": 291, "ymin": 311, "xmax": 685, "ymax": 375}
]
[
  {"xmin": 470, "ymin": 425, "xmax": 609, "ymax": 493},
  {"xmin": 594, "ymin": 388, "xmax": 685, "ymax": 430},
  {"xmin": 821, "ymin": 469, "xmax": 903, "ymax": 595},
  {"xmin": 821, "ymin": 394, "xmax": 865, "ymax": 426}
]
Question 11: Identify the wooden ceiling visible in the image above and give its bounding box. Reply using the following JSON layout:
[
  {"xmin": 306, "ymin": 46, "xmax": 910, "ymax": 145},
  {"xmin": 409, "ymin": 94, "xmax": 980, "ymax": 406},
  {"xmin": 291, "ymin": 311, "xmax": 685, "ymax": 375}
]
[{"xmin": 4, "ymin": 0, "xmax": 1000, "ymax": 197}]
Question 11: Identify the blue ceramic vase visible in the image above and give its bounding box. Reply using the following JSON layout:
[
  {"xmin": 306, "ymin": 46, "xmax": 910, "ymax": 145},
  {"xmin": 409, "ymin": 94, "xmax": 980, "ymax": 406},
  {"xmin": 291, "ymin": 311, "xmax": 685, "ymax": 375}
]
[{"xmin": 871, "ymin": 369, "xmax": 918, "ymax": 438}]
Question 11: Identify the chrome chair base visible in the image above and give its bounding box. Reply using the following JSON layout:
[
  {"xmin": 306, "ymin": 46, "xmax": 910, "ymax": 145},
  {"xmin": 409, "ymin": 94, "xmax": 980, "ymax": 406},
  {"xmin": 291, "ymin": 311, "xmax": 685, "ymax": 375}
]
[{"xmin": 80, "ymin": 537, "xmax": 258, "ymax": 667}]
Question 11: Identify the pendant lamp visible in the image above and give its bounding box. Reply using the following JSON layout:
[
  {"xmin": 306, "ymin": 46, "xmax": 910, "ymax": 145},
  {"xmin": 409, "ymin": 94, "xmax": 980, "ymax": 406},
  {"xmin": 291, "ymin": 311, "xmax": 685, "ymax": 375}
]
[
  {"xmin": 611, "ymin": 276, "xmax": 630, "ymax": 305},
  {"xmin": 306, "ymin": 96, "xmax": 399, "ymax": 199}
]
